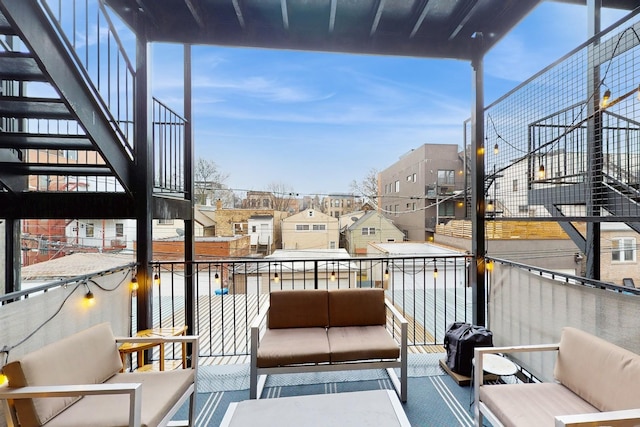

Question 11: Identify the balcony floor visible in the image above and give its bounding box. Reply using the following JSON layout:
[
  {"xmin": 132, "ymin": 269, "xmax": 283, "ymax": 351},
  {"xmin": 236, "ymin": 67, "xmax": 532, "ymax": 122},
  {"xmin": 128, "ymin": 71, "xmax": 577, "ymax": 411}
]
[{"xmin": 173, "ymin": 352, "xmax": 478, "ymax": 426}]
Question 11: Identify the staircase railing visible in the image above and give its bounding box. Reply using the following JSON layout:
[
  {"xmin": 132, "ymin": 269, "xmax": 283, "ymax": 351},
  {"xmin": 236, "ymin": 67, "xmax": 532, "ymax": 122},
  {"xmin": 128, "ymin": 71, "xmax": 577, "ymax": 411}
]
[
  {"xmin": 39, "ymin": 0, "xmax": 135, "ymax": 158},
  {"xmin": 153, "ymin": 97, "xmax": 186, "ymax": 195}
]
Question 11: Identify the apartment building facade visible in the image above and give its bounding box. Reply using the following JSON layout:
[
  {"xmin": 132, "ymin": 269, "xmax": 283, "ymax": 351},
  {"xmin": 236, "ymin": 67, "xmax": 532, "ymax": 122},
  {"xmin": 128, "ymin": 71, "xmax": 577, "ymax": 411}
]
[
  {"xmin": 281, "ymin": 209, "xmax": 339, "ymax": 250},
  {"xmin": 378, "ymin": 143, "xmax": 466, "ymax": 241},
  {"xmin": 322, "ymin": 194, "xmax": 361, "ymax": 218}
]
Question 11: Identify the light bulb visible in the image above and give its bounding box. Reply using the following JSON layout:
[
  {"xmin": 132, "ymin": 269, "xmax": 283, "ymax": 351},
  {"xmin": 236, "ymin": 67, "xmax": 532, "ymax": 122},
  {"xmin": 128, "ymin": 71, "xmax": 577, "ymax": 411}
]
[
  {"xmin": 153, "ymin": 273, "xmax": 160, "ymax": 286},
  {"xmin": 85, "ymin": 290, "xmax": 95, "ymax": 305},
  {"xmin": 384, "ymin": 268, "xmax": 389, "ymax": 280},
  {"xmin": 601, "ymin": 89, "xmax": 611, "ymax": 108},
  {"xmin": 433, "ymin": 267, "xmax": 438, "ymax": 279},
  {"xmin": 493, "ymin": 143, "xmax": 499, "ymax": 155},
  {"xmin": 330, "ymin": 271, "xmax": 336, "ymax": 281},
  {"xmin": 130, "ymin": 276, "xmax": 138, "ymax": 291},
  {"xmin": 538, "ymin": 164, "xmax": 545, "ymax": 179},
  {"xmin": 214, "ymin": 272, "xmax": 220, "ymax": 284},
  {"xmin": 273, "ymin": 272, "xmax": 279, "ymax": 283}
]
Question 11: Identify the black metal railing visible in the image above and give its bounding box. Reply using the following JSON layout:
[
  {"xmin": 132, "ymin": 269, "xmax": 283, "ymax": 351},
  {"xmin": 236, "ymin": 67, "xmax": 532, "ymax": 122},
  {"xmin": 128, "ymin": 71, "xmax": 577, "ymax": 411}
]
[
  {"xmin": 41, "ymin": 0, "xmax": 136, "ymax": 155},
  {"xmin": 153, "ymin": 97, "xmax": 186, "ymax": 194},
  {"xmin": 150, "ymin": 255, "xmax": 474, "ymax": 357}
]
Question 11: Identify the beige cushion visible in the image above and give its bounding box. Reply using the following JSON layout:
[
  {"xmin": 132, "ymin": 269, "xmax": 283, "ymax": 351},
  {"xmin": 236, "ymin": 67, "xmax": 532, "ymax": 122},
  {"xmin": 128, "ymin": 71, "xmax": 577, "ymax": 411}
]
[
  {"xmin": 328, "ymin": 288, "xmax": 386, "ymax": 327},
  {"xmin": 4, "ymin": 322, "xmax": 123, "ymax": 427},
  {"xmin": 555, "ymin": 326, "xmax": 640, "ymax": 411},
  {"xmin": 257, "ymin": 328, "xmax": 330, "ymax": 367},
  {"xmin": 327, "ymin": 326, "xmax": 399, "ymax": 362},
  {"xmin": 480, "ymin": 383, "xmax": 599, "ymax": 427},
  {"xmin": 45, "ymin": 369, "xmax": 194, "ymax": 427},
  {"xmin": 268, "ymin": 290, "xmax": 329, "ymax": 329}
]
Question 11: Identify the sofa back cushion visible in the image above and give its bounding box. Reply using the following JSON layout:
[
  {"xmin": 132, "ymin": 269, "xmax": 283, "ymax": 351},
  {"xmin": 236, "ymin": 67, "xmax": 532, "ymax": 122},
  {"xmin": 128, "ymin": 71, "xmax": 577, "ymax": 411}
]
[
  {"xmin": 2, "ymin": 322, "xmax": 123, "ymax": 427},
  {"xmin": 328, "ymin": 288, "xmax": 386, "ymax": 327},
  {"xmin": 268, "ymin": 290, "xmax": 329, "ymax": 329},
  {"xmin": 554, "ymin": 326, "xmax": 640, "ymax": 412}
]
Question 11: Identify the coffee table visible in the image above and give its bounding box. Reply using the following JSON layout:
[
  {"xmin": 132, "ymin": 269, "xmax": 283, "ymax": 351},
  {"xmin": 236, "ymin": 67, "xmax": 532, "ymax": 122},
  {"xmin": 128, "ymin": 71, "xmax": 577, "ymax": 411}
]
[{"xmin": 220, "ymin": 389, "xmax": 411, "ymax": 426}]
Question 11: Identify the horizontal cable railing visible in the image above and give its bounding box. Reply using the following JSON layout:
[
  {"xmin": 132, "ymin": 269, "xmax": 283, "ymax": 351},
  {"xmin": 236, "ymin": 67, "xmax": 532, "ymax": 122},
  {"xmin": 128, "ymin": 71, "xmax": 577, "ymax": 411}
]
[{"xmin": 151, "ymin": 255, "xmax": 473, "ymax": 357}]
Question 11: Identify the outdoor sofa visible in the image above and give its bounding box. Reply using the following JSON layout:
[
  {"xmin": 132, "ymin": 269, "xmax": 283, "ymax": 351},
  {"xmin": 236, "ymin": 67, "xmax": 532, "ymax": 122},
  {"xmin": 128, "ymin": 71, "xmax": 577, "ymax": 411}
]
[{"xmin": 250, "ymin": 288, "xmax": 408, "ymax": 402}]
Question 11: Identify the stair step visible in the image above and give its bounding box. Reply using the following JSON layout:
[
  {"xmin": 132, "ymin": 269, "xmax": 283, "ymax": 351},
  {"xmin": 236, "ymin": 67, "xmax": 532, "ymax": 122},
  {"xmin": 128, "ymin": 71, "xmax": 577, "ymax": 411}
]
[
  {"xmin": 0, "ymin": 132, "xmax": 94, "ymax": 150},
  {"xmin": 0, "ymin": 12, "xmax": 16, "ymax": 36},
  {"xmin": 0, "ymin": 163, "xmax": 113, "ymax": 176},
  {"xmin": 0, "ymin": 97, "xmax": 73, "ymax": 119},
  {"xmin": 0, "ymin": 52, "xmax": 46, "ymax": 82}
]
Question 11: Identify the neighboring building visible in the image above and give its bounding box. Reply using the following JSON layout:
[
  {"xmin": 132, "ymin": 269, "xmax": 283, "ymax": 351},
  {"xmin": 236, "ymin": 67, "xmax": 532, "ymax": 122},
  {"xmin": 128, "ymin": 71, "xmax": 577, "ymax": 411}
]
[
  {"xmin": 248, "ymin": 215, "xmax": 276, "ymax": 255},
  {"xmin": 148, "ymin": 235, "xmax": 251, "ymax": 261},
  {"xmin": 435, "ymin": 219, "xmax": 582, "ymax": 275},
  {"xmin": 234, "ymin": 249, "xmax": 356, "ymax": 293},
  {"xmin": 281, "ymin": 209, "xmax": 339, "ymax": 250},
  {"xmin": 202, "ymin": 200, "xmax": 288, "ymax": 250},
  {"xmin": 367, "ymin": 242, "xmax": 467, "ymax": 289},
  {"xmin": 322, "ymin": 194, "xmax": 361, "ymax": 218},
  {"xmin": 600, "ymin": 223, "xmax": 640, "ymax": 287},
  {"xmin": 378, "ymin": 143, "xmax": 466, "ymax": 242},
  {"xmin": 243, "ymin": 191, "xmax": 275, "ymax": 209},
  {"xmin": 343, "ymin": 211, "xmax": 405, "ymax": 255}
]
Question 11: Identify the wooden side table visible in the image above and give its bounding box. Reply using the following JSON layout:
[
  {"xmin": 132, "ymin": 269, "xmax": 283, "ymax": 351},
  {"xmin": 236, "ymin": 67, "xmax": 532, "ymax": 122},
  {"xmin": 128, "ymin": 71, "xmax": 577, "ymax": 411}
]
[{"xmin": 118, "ymin": 326, "xmax": 188, "ymax": 372}]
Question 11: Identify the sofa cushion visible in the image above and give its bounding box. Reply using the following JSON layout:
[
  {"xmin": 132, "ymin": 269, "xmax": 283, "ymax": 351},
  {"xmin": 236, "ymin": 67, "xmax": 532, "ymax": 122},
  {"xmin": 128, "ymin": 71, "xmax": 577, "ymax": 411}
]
[
  {"xmin": 44, "ymin": 369, "xmax": 195, "ymax": 427},
  {"xmin": 479, "ymin": 382, "xmax": 599, "ymax": 427},
  {"xmin": 268, "ymin": 290, "xmax": 329, "ymax": 329},
  {"xmin": 328, "ymin": 326, "xmax": 399, "ymax": 362},
  {"xmin": 328, "ymin": 288, "xmax": 386, "ymax": 327},
  {"xmin": 3, "ymin": 322, "xmax": 123, "ymax": 427},
  {"xmin": 554, "ymin": 326, "xmax": 640, "ymax": 411},
  {"xmin": 257, "ymin": 327, "xmax": 330, "ymax": 367}
]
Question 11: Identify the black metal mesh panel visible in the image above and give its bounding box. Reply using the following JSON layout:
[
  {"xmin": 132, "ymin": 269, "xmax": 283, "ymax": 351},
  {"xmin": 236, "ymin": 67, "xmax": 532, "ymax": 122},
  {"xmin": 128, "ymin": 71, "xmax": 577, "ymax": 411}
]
[{"xmin": 480, "ymin": 13, "xmax": 640, "ymax": 222}]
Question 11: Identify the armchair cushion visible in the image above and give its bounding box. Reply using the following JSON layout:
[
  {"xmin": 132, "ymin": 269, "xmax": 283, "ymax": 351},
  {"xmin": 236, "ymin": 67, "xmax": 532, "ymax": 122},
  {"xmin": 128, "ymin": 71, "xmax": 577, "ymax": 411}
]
[
  {"xmin": 257, "ymin": 327, "xmax": 330, "ymax": 367},
  {"xmin": 3, "ymin": 323, "xmax": 123, "ymax": 427},
  {"xmin": 554, "ymin": 326, "xmax": 640, "ymax": 412}
]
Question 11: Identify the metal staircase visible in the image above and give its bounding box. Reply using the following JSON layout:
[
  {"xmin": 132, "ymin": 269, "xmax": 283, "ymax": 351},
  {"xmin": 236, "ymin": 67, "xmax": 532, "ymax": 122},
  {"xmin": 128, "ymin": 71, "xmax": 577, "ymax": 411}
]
[{"xmin": 0, "ymin": 1, "xmax": 136, "ymax": 218}]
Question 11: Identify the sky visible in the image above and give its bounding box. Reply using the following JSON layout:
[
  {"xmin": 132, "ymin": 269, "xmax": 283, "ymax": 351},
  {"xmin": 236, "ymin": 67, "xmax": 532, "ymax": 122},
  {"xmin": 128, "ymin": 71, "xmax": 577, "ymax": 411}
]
[{"xmin": 149, "ymin": 3, "xmax": 629, "ymax": 198}]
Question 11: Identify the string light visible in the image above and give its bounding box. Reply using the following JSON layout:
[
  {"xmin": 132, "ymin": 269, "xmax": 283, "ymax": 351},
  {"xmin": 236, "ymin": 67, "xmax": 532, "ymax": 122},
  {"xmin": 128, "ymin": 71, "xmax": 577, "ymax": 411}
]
[
  {"xmin": 153, "ymin": 273, "xmax": 160, "ymax": 286},
  {"xmin": 214, "ymin": 272, "xmax": 220, "ymax": 284},
  {"xmin": 493, "ymin": 143, "xmax": 499, "ymax": 155},
  {"xmin": 384, "ymin": 267, "xmax": 389, "ymax": 280},
  {"xmin": 83, "ymin": 282, "xmax": 95, "ymax": 306},
  {"xmin": 600, "ymin": 89, "xmax": 611, "ymax": 108},
  {"xmin": 273, "ymin": 272, "xmax": 279, "ymax": 283},
  {"xmin": 130, "ymin": 276, "xmax": 138, "ymax": 291},
  {"xmin": 433, "ymin": 266, "xmax": 438, "ymax": 279},
  {"xmin": 538, "ymin": 164, "xmax": 545, "ymax": 179}
]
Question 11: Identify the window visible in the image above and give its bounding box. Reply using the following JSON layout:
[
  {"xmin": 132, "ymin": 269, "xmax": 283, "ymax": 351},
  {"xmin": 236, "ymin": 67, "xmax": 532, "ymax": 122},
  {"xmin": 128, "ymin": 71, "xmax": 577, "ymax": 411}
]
[
  {"xmin": 313, "ymin": 224, "xmax": 326, "ymax": 231},
  {"xmin": 334, "ymin": 200, "xmax": 341, "ymax": 207},
  {"xmin": 413, "ymin": 173, "xmax": 417, "ymax": 182},
  {"xmin": 612, "ymin": 238, "xmax": 636, "ymax": 262},
  {"xmin": 395, "ymin": 181, "xmax": 400, "ymax": 192},
  {"xmin": 262, "ymin": 198, "xmax": 270, "ymax": 207},
  {"xmin": 407, "ymin": 175, "xmax": 412, "ymax": 181},
  {"xmin": 115, "ymin": 223, "xmax": 124, "ymax": 237},
  {"xmin": 234, "ymin": 223, "xmax": 246, "ymax": 234},
  {"xmin": 438, "ymin": 201, "xmax": 455, "ymax": 217},
  {"xmin": 251, "ymin": 225, "xmax": 257, "ymax": 232},
  {"xmin": 329, "ymin": 241, "xmax": 336, "ymax": 249},
  {"xmin": 437, "ymin": 170, "xmax": 455, "ymax": 185},
  {"xmin": 158, "ymin": 219, "xmax": 174, "ymax": 225},
  {"xmin": 86, "ymin": 223, "xmax": 94, "ymax": 237},
  {"xmin": 362, "ymin": 227, "xmax": 376, "ymax": 235},
  {"xmin": 296, "ymin": 224, "xmax": 310, "ymax": 231},
  {"xmin": 513, "ymin": 179, "xmax": 518, "ymax": 192},
  {"xmin": 394, "ymin": 204, "xmax": 399, "ymax": 216}
]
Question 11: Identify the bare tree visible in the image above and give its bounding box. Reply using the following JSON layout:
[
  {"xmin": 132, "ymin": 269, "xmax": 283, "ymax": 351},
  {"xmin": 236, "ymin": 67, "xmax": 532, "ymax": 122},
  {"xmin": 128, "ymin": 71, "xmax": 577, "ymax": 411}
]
[
  {"xmin": 350, "ymin": 168, "xmax": 379, "ymax": 206},
  {"xmin": 194, "ymin": 158, "xmax": 231, "ymax": 206},
  {"xmin": 266, "ymin": 181, "xmax": 298, "ymax": 212}
]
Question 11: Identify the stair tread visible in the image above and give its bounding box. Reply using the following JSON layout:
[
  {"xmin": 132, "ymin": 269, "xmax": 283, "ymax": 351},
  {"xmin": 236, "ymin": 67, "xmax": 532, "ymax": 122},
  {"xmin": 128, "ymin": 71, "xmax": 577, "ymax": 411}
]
[
  {"xmin": 0, "ymin": 97, "xmax": 72, "ymax": 119},
  {"xmin": 0, "ymin": 53, "xmax": 46, "ymax": 82}
]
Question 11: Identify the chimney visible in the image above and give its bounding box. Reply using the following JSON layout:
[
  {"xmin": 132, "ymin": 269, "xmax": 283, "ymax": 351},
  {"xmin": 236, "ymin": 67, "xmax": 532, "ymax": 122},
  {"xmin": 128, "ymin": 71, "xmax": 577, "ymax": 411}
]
[{"xmin": 216, "ymin": 199, "xmax": 223, "ymax": 210}]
